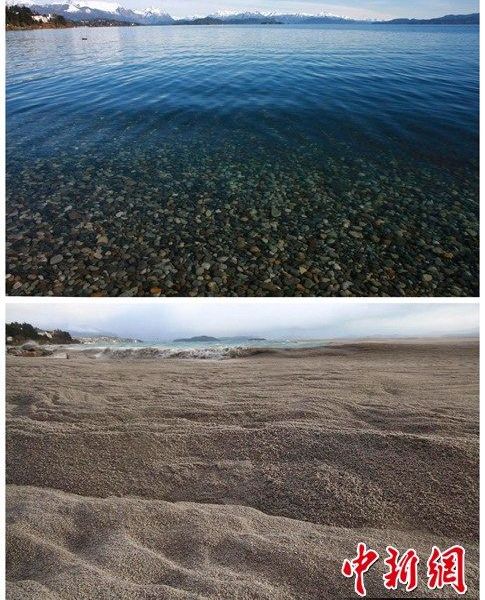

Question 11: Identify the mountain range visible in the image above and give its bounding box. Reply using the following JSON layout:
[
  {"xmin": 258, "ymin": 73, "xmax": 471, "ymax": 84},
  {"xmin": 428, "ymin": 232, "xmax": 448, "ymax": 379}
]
[
  {"xmin": 6, "ymin": 1, "xmax": 480, "ymax": 26},
  {"xmin": 377, "ymin": 12, "xmax": 479, "ymax": 25},
  {"xmin": 8, "ymin": 1, "xmax": 173, "ymax": 24}
]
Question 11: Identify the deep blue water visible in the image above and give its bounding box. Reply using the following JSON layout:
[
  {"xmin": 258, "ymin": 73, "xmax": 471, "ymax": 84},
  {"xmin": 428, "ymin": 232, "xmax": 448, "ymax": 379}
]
[{"xmin": 6, "ymin": 24, "xmax": 479, "ymax": 296}]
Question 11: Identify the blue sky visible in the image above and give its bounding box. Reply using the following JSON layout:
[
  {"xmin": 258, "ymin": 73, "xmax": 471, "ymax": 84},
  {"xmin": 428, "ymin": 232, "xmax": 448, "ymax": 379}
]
[
  {"xmin": 6, "ymin": 300, "xmax": 478, "ymax": 340},
  {"xmin": 109, "ymin": 0, "xmax": 479, "ymax": 18}
]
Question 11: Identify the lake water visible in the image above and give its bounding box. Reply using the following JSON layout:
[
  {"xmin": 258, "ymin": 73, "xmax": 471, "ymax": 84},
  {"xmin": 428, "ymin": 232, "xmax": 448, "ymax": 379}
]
[{"xmin": 6, "ymin": 24, "xmax": 479, "ymax": 297}]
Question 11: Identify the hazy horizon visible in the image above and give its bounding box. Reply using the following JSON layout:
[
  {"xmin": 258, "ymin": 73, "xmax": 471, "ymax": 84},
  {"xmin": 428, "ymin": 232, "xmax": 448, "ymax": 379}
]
[
  {"xmin": 15, "ymin": 0, "xmax": 480, "ymax": 20},
  {"xmin": 5, "ymin": 301, "xmax": 479, "ymax": 341}
]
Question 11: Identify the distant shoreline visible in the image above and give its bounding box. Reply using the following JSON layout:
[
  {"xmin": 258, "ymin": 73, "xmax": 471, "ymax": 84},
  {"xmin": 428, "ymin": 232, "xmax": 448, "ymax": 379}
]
[
  {"xmin": 6, "ymin": 21, "xmax": 138, "ymax": 30},
  {"xmin": 6, "ymin": 22, "xmax": 480, "ymax": 31},
  {"xmin": 5, "ymin": 9, "xmax": 479, "ymax": 31},
  {"xmin": 6, "ymin": 23, "xmax": 73, "ymax": 30}
]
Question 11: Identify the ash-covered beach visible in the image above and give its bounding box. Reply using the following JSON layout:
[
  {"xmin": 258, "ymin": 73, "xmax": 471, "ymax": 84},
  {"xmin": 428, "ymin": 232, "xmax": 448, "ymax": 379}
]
[{"xmin": 6, "ymin": 339, "xmax": 479, "ymax": 598}]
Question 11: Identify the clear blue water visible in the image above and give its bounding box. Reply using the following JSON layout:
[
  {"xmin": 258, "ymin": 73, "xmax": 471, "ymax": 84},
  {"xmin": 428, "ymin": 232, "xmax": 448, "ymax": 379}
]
[{"xmin": 6, "ymin": 24, "xmax": 479, "ymax": 296}]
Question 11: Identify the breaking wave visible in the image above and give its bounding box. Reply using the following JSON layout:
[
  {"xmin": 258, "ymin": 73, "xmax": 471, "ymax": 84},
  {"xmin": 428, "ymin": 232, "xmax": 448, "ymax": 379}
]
[
  {"xmin": 70, "ymin": 345, "xmax": 337, "ymax": 361},
  {"xmin": 89, "ymin": 346, "xmax": 279, "ymax": 360}
]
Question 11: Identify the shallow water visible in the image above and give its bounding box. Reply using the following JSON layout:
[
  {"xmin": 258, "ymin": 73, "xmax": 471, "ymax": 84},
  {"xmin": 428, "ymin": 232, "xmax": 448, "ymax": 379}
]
[{"xmin": 6, "ymin": 24, "xmax": 479, "ymax": 296}]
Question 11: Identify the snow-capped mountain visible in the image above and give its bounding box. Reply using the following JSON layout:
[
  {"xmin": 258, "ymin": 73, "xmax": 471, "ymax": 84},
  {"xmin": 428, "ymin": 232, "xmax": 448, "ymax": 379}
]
[
  {"xmin": 6, "ymin": 0, "xmax": 368, "ymax": 24},
  {"xmin": 207, "ymin": 10, "xmax": 357, "ymax": 23},
  {"xmin": 7, "ymin": 0, "xmax": 174, "ymax": 23},
  {"xmin": 130, "ymin": 6, "xmax": 173, "ymax": 23}
]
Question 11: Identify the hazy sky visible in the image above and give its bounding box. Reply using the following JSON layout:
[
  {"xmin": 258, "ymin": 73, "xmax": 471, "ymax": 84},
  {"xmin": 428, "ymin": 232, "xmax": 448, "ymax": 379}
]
[
  {"xmin": 6, "ymin": 301, "xmax": 478, "ymax": 341},
  {"xmin": 105, "ymin": 0, "xmax": 479, "ymax": 18}
]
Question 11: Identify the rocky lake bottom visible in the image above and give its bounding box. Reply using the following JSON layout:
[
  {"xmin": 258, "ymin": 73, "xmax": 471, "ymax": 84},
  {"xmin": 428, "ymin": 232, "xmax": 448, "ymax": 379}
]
[{"xmin": 6, "ymin": 136, "xmax": 478, "ymax": 297}]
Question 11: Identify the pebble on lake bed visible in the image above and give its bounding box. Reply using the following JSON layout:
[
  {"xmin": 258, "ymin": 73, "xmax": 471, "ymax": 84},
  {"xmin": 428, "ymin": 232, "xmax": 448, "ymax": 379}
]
[{"xmin": 5, "ymin": 135, "xmax": 479, "ymax": 297}]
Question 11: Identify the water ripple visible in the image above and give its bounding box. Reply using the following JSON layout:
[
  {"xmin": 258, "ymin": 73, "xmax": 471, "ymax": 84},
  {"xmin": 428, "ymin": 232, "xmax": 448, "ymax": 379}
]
[{"xmin": 7, "ymin": 24, "xmax": 479, "ymax": 163}]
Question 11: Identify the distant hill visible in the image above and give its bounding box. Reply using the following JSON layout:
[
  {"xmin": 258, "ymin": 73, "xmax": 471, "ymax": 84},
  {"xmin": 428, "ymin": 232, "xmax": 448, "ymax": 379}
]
[
  {"xmin": 175, "ymin": 16, "xmax": 283, "ymax": 25},
  {"xmin": 6, "ymin": 322, "xmax": 80, "ymax": 345},
  {"xmin": 378, "ymin": 13, "xmax": 479, "ymax": 25},
  {"xmin": 6, "ymin": 4, "xmax": 71, "ymax": 28},
  {"xmin": 6, "ymin": 4, "xmax": 139, "ymax": 28},
  {"xmin": 74, "ymin": 17, "xmax": 138, "ymax": 26},
  {"xmin": 173, "ymin": 335, "xmax": 220, "ymax": 342},
  {"xmin": 175, "ymin": 16, "xmax": 224, "ymax": 25}
]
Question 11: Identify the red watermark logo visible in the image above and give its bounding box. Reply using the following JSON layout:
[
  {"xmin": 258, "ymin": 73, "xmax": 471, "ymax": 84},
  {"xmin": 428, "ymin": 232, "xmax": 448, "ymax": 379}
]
[{"xmin": 342, "ymin": 543, "xmax": 467, "ymax": 597}]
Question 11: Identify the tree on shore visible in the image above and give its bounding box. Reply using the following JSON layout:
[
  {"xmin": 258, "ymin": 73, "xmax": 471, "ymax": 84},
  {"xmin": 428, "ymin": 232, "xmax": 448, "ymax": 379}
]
[
  {"xmin": 6, "ymin": 322, "xmax": 79, "ymax": 344},
  {"xmin": 6, "ymin": 5, "xmax": 36, "ymax": 27},
  {"xmin": 6, "ymin": 5, "xmax": 70, "ymax": 28}
]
